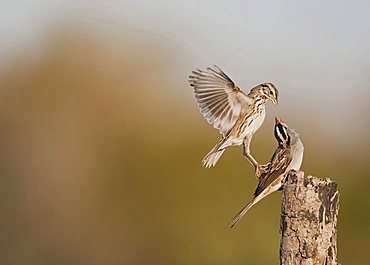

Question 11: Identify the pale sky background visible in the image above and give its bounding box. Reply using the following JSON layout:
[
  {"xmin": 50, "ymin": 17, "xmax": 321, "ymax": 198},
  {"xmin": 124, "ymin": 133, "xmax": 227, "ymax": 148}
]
[{"xmin": 1, "ymin": 0, "xmax": 369, "ymax": 151}]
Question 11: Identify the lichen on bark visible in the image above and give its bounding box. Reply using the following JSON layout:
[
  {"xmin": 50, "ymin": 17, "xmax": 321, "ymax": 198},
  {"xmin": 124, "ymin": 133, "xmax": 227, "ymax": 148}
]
[{"xmin": 280, "ymin": 170, "xmax": 339, "ymax": 265}]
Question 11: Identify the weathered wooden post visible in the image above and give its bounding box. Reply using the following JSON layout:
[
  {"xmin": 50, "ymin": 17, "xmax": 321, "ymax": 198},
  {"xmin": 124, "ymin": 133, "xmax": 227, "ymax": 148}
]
[{"xmin": 280, "ymin": 170, "xmax": 339, "ymax": 265}]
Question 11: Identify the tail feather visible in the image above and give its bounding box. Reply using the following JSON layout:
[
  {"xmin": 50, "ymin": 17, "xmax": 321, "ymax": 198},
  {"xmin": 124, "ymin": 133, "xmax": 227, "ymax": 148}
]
[
  {"xmin": 229, "ymin": 183, "xmax": 281, "ymax": 228},
  {"xmin": 202, "ymin": 143, "xmax": 225, "ymax": 168},
  {"xmin": 229, "ymin": 200, "xmax": 256, "ymax": 228}
]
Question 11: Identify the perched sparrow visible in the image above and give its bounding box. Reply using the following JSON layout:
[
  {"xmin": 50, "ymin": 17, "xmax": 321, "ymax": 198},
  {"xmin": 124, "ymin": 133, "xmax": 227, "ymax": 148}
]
[
  {"xmin": 188, "ymin": 65, "xmax": 278, "ymax": 169},
  {"xmin": 229, "ymin": 118, "xmax": 304, "ymax": 228}
]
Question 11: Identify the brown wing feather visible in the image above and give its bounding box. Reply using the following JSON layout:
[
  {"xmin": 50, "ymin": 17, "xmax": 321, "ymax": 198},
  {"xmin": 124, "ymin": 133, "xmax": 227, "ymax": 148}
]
[
  {"xmin": 189, "ymin": 65, "xmax": 251, "ymax": 135},
  {"xmin": 254, "ymin": 147, "xmax": 292, "ymax": 197}
]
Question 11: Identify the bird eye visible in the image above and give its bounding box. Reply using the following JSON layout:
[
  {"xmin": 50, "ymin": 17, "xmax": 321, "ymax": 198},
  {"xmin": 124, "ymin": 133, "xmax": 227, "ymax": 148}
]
[{"xmin": 269, "ymin": 91, "xmax": 273, "ymax": 95}]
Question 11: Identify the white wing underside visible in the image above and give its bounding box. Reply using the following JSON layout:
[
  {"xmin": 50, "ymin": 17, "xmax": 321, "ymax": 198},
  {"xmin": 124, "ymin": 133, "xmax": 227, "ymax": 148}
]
[{"xmin": 189, "ymin": 65, "xmax": 251, "ymax": 135}]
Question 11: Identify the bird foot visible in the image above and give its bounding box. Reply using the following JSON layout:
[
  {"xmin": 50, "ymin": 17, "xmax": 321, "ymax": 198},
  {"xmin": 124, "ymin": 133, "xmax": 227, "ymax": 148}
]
[{"xmin": 255, "ymin": 163, "xmax": 271, "ymax": 179}]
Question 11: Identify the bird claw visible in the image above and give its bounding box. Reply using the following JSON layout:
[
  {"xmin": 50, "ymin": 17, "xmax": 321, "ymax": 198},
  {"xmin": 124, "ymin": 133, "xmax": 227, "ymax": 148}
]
[{"xmin": 255, "ymin": 163, "xmax": 271, "ymax": 179}]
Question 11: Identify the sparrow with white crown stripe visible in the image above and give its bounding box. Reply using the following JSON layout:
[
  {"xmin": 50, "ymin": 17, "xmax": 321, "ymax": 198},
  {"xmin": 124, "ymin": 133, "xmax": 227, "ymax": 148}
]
[
  {"xmin": 188, "ymin": 65, "xmax": 278, "ymax": 170},
  {"xmin": 229, "ymin": 118, "xmax": 304, "ymax": 228}
]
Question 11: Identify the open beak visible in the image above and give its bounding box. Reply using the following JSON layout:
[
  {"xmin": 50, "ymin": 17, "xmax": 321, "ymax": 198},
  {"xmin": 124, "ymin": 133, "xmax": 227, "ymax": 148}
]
[{"xmin": 275, "ymin": 117, "xmax": 282, "ymax": 125}]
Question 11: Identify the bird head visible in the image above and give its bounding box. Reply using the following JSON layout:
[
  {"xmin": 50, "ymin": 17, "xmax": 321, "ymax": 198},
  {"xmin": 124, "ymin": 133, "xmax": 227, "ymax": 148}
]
[
  {"xmin": 261, "ymin": 83, "xmax": 278, "ymax": 105},
  {"xmin": 274, "ymin": 117, "xmax": 299, "ymax": 147}
]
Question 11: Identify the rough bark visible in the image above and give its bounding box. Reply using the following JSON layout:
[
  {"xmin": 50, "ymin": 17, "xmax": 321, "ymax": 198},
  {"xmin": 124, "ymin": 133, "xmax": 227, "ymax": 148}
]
[{"xmin": 280, "ymin": 170, "xmax": 339, "ymax": 265}]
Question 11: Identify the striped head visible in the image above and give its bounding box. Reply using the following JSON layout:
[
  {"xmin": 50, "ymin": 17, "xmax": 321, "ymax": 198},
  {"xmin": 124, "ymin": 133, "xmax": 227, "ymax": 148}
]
[
  {"xmin": 274, "ymin": 117, "xmax": 299, "ymax": 148},
  {"xmin": 250, "ymin": 83, "xmax": 279, "ymax": 105}
]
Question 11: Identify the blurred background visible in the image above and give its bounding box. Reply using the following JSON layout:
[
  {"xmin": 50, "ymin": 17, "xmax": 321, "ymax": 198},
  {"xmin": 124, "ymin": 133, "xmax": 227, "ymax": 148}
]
[{"xmin": 0, "ymin": 1, "xmax": 369, "ymax": 264}]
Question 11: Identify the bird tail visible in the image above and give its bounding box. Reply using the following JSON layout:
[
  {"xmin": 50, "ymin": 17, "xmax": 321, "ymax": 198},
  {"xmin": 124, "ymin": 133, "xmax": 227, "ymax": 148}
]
[
  {"xmin": 229, "ymin": 192, "xmax": 269, "ymax": 228},
  {"xmin": 229, "ymin": 182, "xmax": 281, "ymax": 228},
  {"xmin": 229, "ymin": 200, "xmax": 256, "ymax": 228},
  {"xmin": 202, "ymin": 141, "xmax": 226, "ymax": 168}
]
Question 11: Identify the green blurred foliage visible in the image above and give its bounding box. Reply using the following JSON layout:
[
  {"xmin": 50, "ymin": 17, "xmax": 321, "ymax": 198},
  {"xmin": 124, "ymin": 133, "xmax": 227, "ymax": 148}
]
[{"xmin": 0, "ymin": 26, "xmax": 369, "ymax": 265}]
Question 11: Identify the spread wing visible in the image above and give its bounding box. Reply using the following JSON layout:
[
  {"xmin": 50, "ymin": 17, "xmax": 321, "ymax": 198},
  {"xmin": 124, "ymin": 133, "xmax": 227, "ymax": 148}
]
[
  {"xmin": 189, "ymin": 65, "xmax": 251, "ymax": 135},
  {"xmin": 254, "ymin": 147, "xmax": 292, "ymax": 197}
]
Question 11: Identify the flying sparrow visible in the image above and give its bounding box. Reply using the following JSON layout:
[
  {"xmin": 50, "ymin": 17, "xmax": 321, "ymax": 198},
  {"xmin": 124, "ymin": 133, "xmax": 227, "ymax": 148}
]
[
  {"xmin": 188, "ymin": 65, "xmax": 278, "ymax": 169},
  {"xmin": 229, "ymin": 118, "xmax": 304, "ymax": 228}
]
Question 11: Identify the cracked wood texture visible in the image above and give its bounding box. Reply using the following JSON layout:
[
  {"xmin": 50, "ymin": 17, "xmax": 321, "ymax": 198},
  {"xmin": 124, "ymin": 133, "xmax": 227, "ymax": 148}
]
[{"xmin": 280, "ymin": 171, "xmax": 339, "ymax": 265}]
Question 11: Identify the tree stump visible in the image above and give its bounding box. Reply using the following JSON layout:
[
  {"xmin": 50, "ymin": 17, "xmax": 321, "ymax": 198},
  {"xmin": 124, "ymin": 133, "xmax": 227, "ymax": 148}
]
[{"xmin": 280, "ymin": 170, "xmax": 339, "ymax": 265}]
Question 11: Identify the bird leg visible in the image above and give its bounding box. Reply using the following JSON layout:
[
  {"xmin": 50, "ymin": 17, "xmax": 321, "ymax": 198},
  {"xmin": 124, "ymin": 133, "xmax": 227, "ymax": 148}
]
[{"xmin": 242, "ymin": 137, "xmax": 260, "ymax": 178}]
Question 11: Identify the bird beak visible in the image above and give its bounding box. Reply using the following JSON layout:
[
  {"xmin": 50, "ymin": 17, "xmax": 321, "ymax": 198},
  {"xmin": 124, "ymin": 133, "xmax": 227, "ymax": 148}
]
[
  {"xmin": 275, "ymin": 117, "xmax": 282, "ymax": 125},
  {"xmin": 272, "ymin": 98, "xmax": 278, "ymax": 106}
]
